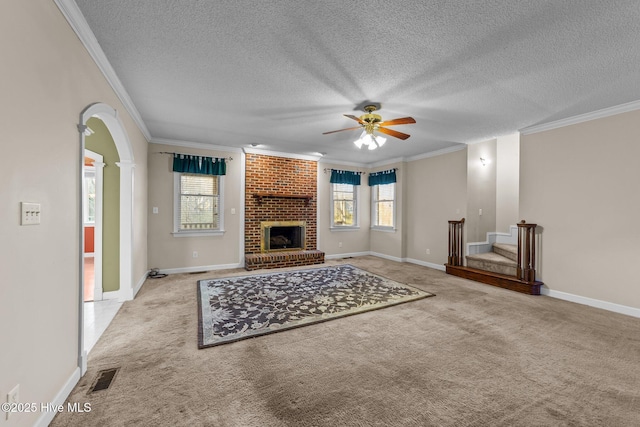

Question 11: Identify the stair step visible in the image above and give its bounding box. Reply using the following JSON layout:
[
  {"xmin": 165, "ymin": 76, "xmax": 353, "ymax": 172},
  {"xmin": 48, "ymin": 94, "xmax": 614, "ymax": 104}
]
[
  {"xmin": 466, "ymin": 252, "xmax": 517, "ymax": 276},
  {"xmin": 445, "ymin": 264, "xmax": 543, "ymax": 295},
  {"xmin": 492, "ymin": 243, "xmax": 517, "ymax": 262}
]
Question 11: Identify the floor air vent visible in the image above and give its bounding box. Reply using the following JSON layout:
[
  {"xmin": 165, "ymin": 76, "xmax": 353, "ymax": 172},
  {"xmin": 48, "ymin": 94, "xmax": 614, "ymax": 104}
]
[{"xmin": 89, "ymin": 368, "xmax": 119, "ymax": 393}]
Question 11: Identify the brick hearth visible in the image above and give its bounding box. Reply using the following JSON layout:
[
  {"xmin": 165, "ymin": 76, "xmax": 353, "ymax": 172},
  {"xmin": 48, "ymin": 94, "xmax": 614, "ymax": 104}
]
[
  {"xmin": 245, "ymin": 250, "xmax": 325, "ymax": 271},
  {"xmin": 244, "ymin": 153, "xmax": 324, "ymax": 270}
]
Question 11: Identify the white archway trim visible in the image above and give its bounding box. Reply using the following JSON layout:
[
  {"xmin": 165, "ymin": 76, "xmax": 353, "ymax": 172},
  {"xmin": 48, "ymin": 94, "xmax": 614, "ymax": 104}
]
[
  {"xmin": 81, "ymin": 102, "xmax": 135, "ymax": 303},
  {"xmin": 78, "ymin": 102, "xmax": 136, "ymax": 375},
  {"xmin": 115, "ymin": 159, "xmax": 135, "ymax": 301}
]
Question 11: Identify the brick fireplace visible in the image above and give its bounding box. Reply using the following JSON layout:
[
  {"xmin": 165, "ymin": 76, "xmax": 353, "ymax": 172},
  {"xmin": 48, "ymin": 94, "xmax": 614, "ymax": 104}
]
[{"xmin": 244, "ymin": 153, "xmax": 324, "ymax": 270}]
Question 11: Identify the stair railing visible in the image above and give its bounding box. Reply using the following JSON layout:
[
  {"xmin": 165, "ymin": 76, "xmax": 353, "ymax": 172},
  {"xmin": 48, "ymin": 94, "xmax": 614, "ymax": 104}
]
[
  {"xmin": 447, "ymin": 218, "xmax": 465, "ymax": 266},
  {"xmin": 517, "ymin": 220, "xmax": 537, "ymax": 283}
]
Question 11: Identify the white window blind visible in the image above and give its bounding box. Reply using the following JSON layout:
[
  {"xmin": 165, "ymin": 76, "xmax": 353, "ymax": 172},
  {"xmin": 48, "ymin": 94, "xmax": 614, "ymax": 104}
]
[
  {"xmin": 331, "ymin": 183, "xmax": 357, "ymax": 227},
  {"xmin": 373, "ymin": 183, "xmax": 395, "ymax": 228},
  {"xmin": 179, "ymin": 174, "xmax": 219, "ymax": 230}
]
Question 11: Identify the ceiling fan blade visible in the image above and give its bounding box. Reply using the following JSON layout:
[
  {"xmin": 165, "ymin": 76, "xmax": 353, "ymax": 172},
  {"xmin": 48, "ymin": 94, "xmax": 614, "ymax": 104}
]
[
  {"xmin": 344, "ymin": 114, "xmax": 366, "ymax": 125},
  {"xmin": 377, "ymin": 126, "xmax": 411, "ymax": 140},
  {"xmin": 322, "ymin": 126, "xmax": 362, "ymax": 135},
  {"xmin": 378, "ymin": 117, "xmax": 416, "ymax": 126}
]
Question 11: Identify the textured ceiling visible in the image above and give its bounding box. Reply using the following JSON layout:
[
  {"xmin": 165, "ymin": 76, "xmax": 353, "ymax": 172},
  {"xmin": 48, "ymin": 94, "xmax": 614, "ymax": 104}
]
[{"xmin": 73, "ymin": 0, "xmax": 640, "ymax": 164}]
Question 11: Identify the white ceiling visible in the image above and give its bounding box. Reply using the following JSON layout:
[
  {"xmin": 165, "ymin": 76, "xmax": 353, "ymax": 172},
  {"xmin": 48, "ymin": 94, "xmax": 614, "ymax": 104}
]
[{"xmin": 73, "ymin": 0, "xmax": 640, "ymax": 164}]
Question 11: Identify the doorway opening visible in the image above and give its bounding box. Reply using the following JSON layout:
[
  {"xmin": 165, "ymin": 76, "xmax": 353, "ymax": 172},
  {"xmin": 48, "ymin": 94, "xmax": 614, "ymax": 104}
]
[
  {"xmin": 83, "ymin": 150, "xmax": 104, "ymax": 302},
  {"xmin": 79, "ymin": 102, "xmax": 135, "ymax": 374}
]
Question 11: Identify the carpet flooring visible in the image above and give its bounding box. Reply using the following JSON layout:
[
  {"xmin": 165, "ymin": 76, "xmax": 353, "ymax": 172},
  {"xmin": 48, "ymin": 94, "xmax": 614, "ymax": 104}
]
[
  {"xmin": 51, "ymin": 256, "xmax": 640, "ymax": 426},
  {"xmin": 198, "ymin": 264, "xmax": 433, "ymax": 348}
]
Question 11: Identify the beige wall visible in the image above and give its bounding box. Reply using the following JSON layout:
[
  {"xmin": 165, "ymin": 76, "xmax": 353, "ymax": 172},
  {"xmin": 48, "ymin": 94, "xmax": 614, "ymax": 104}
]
[
  {"xmin": 520, "ymin": 109, "xmax": 640, "ymax": 309},
  {"xmin": 369, "ymin": 161, "xmax": 405, "ymax": 260},
  {"xmin": 147, "ymin": 144, "xmax": 242, "ymax": 270},
  {"xmin": 317, "ymin": 162, "xmax": 370, "ymax": 256},
  {"xmin": 496, "ymin": 133, "xmax": 520, "ymax": 233},
  {"xmin": 0, "ymin": 1, "xmax": 148, "ymax": 425},
  {"xmin": 405, "ymin": 149, "xmax": 468, "ymax": 265},
  {"xmin": 466, "ymin": 139, "xmax": 497, "ymax": 242}
]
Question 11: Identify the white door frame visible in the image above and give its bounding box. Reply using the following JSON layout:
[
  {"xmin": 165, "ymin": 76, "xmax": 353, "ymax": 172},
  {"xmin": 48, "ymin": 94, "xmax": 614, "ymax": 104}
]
[{"xmin": 84, "ymin": 149, "xmax": 104, "ymax": 301}]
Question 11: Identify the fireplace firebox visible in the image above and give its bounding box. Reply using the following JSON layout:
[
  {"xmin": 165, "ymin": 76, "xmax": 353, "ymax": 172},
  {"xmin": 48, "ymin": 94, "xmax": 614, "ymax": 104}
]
[{"xmin": 261, "ymin": 221, "xmax": 306, "ymax": 252}]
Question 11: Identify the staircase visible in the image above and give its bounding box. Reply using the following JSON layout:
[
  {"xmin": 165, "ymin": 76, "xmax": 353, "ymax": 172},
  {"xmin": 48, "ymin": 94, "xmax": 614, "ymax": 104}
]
[
  {"xmin": 445, "ymin": 219, "xmax": 544, "ymax": 295},
  {"xmin": 466, "ymin": 243, "xmax": 517, "ymax": 276}
]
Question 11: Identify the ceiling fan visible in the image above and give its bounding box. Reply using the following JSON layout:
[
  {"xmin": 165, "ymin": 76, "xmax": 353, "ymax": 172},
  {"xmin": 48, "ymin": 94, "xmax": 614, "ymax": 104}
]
[{"xmin": 323, "ymin": 104, "xmax": 416, "ymax": 150}]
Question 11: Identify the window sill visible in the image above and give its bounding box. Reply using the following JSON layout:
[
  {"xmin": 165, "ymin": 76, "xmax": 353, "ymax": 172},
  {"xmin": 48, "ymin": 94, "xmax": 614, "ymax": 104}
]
[
  {"xmin": 330, "ymin": 226, "xmax": 360, "ymax": 231},
  {"xmin": 371, "ymin": 226, "xmax": 396, "ymax": 233},
  {"xmin": 172, "ymin": 230, "xmax": 225, "ymax": 237}
]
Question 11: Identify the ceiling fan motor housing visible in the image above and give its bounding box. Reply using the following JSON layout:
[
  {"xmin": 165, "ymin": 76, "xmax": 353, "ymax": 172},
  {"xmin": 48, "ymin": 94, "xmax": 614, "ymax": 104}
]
[{"xmin": 361, "ymin": 105, "xmax": 382, "ymax": 133}]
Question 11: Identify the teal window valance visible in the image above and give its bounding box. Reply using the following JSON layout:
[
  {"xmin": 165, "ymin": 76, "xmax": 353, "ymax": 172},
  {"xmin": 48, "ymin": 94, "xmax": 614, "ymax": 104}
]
[
  {"xmin": 368, "ymin": 169, "xmax": 397, "ymax": 186},
  {"xmin": 329, "ymin": 169, "xmax": 362, "ymax": 186},
  {"xmin": 173, "ymin": 154, "xmax": 226, "ymax": 175}
]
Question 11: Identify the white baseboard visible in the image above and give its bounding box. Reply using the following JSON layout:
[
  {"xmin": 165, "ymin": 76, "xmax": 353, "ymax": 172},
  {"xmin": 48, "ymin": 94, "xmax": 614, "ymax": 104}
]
[
  {"xmin": 542, "ymin": 288, "xmax": 640, "ymax": 318},
  {"xmin": 325, "ymin": 251, "xmax": 372, "ymax": 260},
  {"xmin": 158, "ymin": 262, "xmax": 243, "ymax": 275},
  {"xmin": 369, "ymin": 251, "xmax": 404, "ymax": 263},
  {"xmin": 133, "ymin": 270, "xmax": 149, "ymax": 298},
  {"xmin": 403, "ymin": 257, "xmax": 446, "ymax": 271},
  {"xmin": 80, "ymin": 349, "xmax": 87, "ymax": 375},
  {"xmin": 34, "ymin": 367, "xmax": 81, "ymax": 427},
  {"xmin": 324, "ymin": 252, "xmax": 447, "ymax": 272},
  {"xmin": 102, "ymin": 289, "xmax": 123, "ymax": 301}
]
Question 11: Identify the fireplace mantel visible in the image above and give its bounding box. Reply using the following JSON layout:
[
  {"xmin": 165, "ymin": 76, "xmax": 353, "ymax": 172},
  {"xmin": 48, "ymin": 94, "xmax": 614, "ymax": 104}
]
[{"xmin": 252, "ymin": 192, "xmax": 313, "ymax": 206}]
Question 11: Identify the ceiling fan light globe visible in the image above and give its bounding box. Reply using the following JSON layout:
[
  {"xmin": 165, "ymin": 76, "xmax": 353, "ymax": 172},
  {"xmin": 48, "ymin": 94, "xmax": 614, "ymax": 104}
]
[
  {"xmin": 376, "ymin": 136, "xmax": 387, "ymax": 147},
  {"xmin": 354, "ymin": 138, "xmax": 364, "ymax": 149}
]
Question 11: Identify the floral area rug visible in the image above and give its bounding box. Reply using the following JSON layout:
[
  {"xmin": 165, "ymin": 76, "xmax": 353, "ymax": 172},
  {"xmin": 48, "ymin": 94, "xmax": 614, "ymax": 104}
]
[{"xmin": 197, "ymin": 264, "xmax": 434, "ymax": 348}]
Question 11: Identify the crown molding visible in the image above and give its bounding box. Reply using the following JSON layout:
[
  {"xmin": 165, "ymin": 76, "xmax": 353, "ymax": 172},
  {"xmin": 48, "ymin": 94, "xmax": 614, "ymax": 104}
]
[
  {"xmin": 368, "ymin": 157, "xmax": 406, "ymax": 168},
  {"xmin": 242, "ymin": 147, "xmax": 321, "ymax": 162},
  {"xmin": 319, "ymin": 158, "xmax": 368, "ymax": 167},
  {"xmin": 405, "ymin": 144, "xmax": 467, "ymax": 162},
  {"xmin": 151, "ymin": 137, "xmax": 243, "ymax": 153},
  {"xmin": 54, "ymin": 0, "xmax": 151, "ymax": 142},
  {"xmin": 520, "ymin": 99, "xmax": 640, "ymax": 135}
]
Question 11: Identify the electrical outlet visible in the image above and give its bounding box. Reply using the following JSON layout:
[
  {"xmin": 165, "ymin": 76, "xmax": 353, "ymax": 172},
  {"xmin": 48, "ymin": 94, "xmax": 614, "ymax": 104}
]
[
  {"xmin": 192, "ymin": 251, "xmax": 198, "ymax": 258},
  {"xmin": 152, "ymin": 207, "xmax": 158, "ymax": 214},
  {"xmin": 426, "ymin": 249, "xmax": 430, "ymax": 255},
  {"xmin": 6, "ymin": 384, "xmax": 19, "ymax": 420},
  {"xmin": 338, "ymin": 242, "xmax": 343, "ymax": 248}
]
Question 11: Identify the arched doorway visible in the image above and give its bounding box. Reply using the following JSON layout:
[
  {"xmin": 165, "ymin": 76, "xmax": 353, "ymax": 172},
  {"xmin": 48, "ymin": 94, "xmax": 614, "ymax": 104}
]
[{"xmin": 78, "ymin": 102, "xmax": 135, "ymax": 373}]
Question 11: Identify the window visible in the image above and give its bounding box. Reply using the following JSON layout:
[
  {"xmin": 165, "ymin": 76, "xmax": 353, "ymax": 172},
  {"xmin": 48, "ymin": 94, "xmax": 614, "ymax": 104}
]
[
  {"xmin": 174, "ymin": 173, "xmax": 223, "ymax": 235},
  {"xmin": 83, "ymin": 168, "xmax": 96, "ymax": 224},
  {"xmin": 372, "ymin": 183, "xmax": 395, "ymax": 229},
  {"xmin": 331, "ymin": 183, "xmax": 358, "ymax": 228}
]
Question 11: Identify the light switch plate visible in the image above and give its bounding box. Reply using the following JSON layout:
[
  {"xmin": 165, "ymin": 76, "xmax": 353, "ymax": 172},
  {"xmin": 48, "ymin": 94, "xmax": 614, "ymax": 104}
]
[{"xmin": 21, "ymin": 202, "xmax": 41, "ymax": 225}]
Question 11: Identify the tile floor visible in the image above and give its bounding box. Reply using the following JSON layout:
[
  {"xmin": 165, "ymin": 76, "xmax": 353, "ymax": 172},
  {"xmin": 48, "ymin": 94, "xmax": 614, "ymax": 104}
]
[
  {"xmin": 84, "ymin": 256, "xmax": 95, "ymax": 302},
  {"xmin": 84, "ymin": 299, "xmax": 122, "ymax": 354}
]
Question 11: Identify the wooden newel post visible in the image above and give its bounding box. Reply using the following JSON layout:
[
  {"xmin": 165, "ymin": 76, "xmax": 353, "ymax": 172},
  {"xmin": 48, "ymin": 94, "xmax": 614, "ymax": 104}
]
[
  {"xmin": 448, "ymin": 218, "xmax": 465, "ymax": 266},
  {"xmin": 517, "ymin": 220, "xmax": 537, "ymax": 283}
]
